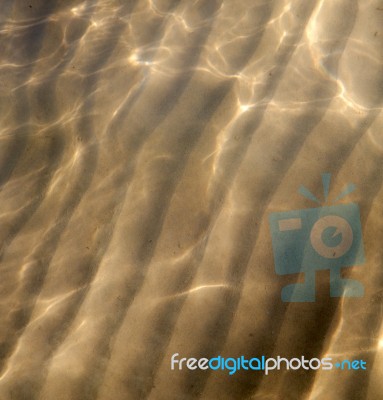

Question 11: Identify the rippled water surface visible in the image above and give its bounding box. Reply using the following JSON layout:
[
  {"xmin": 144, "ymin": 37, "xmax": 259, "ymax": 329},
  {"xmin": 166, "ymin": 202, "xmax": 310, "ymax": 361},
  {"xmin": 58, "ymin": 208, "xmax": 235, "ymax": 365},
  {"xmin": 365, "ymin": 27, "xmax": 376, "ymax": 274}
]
[{"xmin": 0, "ymin": 0, "xmax": 382, "ymax": 399}]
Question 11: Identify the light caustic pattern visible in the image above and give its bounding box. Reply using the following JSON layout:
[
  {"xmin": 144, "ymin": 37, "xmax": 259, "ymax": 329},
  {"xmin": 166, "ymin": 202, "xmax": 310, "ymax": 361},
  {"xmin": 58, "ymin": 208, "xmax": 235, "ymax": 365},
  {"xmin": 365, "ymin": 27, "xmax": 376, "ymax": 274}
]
[{"xmin": 0, "ymin": 0, "xmax": 382, "ymax": 399}]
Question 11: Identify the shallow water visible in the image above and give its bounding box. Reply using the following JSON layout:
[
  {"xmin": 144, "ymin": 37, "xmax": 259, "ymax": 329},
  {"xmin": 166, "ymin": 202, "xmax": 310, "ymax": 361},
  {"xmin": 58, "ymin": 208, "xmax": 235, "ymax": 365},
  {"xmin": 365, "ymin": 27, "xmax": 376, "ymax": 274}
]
[{"xmin": 0, "ymin": 0, "xmax": 382, "ymax": 399}]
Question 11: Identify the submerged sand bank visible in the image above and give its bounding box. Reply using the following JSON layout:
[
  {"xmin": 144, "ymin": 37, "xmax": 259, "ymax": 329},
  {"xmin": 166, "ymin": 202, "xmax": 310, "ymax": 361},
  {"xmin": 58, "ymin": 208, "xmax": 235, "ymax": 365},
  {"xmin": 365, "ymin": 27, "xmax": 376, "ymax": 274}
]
[{"xmin": 0, "ymin": 0, "xmax": 382, "ymax": 399}]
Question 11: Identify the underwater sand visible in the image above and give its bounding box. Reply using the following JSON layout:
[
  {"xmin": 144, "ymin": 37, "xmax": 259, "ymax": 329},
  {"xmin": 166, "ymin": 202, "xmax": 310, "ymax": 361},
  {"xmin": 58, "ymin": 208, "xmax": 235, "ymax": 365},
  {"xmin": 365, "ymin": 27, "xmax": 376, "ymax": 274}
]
[{"xmin": 0, "ymin": 0, "xmax": 382, "ymax": 399}]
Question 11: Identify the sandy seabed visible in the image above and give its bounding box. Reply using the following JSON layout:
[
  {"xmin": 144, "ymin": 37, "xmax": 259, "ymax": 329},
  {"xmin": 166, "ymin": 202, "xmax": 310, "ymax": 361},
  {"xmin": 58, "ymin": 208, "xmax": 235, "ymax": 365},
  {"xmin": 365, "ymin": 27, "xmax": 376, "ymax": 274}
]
[{"xmin": 0, "ymin": 0, "xmax": 382, "ymax": 399}]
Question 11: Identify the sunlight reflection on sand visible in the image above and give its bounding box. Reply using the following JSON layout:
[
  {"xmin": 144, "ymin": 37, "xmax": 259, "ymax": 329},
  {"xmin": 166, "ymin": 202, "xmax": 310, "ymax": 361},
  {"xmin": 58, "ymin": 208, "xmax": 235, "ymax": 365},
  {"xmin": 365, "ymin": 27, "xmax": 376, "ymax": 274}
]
[{"xmin": 0, "ymin": 0, "xmax": 382, "ymax": 399}]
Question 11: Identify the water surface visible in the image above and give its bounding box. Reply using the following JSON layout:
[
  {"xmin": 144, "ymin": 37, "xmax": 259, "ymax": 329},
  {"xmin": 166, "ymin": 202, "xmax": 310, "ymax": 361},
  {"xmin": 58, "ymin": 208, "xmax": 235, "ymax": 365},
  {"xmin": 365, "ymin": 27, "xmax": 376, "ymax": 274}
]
[{"xmin": 0, "ymin": 0, "xmax": 382, "ymax": 399}]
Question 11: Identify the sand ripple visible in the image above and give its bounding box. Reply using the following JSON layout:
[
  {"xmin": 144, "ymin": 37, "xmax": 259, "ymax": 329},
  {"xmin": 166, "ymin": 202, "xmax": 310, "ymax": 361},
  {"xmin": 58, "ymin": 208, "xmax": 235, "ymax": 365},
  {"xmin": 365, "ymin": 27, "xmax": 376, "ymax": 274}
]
[{"xmin": 0, "ymin": 0, "xmax": 382, "ymax": 399}]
